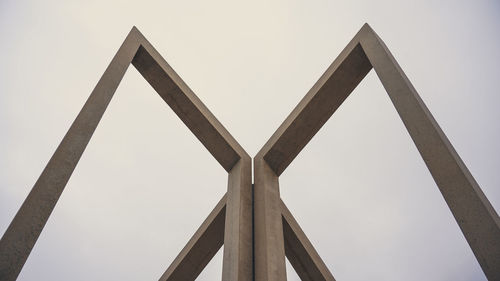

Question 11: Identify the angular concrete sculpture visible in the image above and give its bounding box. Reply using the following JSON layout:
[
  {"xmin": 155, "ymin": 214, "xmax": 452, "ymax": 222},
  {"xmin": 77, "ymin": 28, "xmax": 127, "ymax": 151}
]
[
  {"xmin": 0, "ymin": 27, "xmax": 253, "ymax": 281},
  {"xmin": 0, "ymin": 24, "xmax": 498, "ymax": 281}
]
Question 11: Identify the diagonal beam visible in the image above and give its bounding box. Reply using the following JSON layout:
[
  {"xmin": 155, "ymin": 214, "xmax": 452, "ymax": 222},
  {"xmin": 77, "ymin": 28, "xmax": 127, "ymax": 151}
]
[
  {"xmin": 159, "ymin": 194, "xmax": 226, "ymax": 281},
  {"xmin": 281, "ymin": 200, "xmax": 336, "ymax": 281},
  {"xmin": 131, "ymin": 31, "xmax": 248, "ymax": 171},
  {"xmin": 256, "ymin": 27, "xmax": 372, "ymax": 176},
  {"xmin": 358, "ymin": 24, "xmax": 500, "ymax": 281},
  {"xmin": 0, "ymin": 28, "xmax": 141, "ymax": 281},
  {"xmin": 0, "ymin": 27, "xmax": 252, "ymax": 281}
]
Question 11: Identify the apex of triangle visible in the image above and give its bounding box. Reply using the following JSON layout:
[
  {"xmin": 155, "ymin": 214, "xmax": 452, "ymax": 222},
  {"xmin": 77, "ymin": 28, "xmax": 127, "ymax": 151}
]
[{"xmin": 361, "ymin": 22, "xmax": 373, "ymax": 32}]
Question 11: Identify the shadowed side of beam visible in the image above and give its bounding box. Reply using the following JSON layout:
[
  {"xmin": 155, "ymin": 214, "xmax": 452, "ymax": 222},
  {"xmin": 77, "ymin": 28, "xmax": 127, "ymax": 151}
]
[
  {"xmin": 359, "ymin": 24, "xmax": 500, "ymax": 281},
  {"xmin": 0, "ymin": 28, "xmax": 141, "ymax": 281},
  {"xmin": 257, "ymin": 29, "xmax": 372, "ymax": 176},
  {"xmin": 132, "ymin": 40, "xmax": 247, "ymax": 171},
  {"xmin": 281, "ymin": 200, "xmax": 335, "ymax": 281},
  {"xmin": 159, "ymin": 195, "xmax": 227, "ymax": 281}
]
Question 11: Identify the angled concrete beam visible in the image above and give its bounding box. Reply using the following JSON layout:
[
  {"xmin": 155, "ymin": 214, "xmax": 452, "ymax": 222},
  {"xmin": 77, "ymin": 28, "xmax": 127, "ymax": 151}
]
[
  {"xmin": 358, "ymin": 24, "xmax": 500, "ymax": 281},
  {"xmin": 159, "ymin": 195, "xmax": 226, "ymax": 281},
  {"xmin": 256, "ymin": 28, "xmax": 372, "ymax": 175},
  {"xmin": 0, "ymin": 28, "xmax": 142, "ymax": 281},
  {"xmin": 281, "ymin": 200, "xmax": 335, "ymax": 281},
  {"xmin": 131, "ymin": 31, "xmax": 248, "ymax": 171},
  {"xmin": 0, "ymin": 27, "xmax": 252, "ymax": 281}
]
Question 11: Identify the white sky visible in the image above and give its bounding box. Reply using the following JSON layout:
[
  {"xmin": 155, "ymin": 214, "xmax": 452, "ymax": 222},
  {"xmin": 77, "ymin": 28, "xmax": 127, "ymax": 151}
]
[{"xmin": 1, "ymin": 1, "xmax": 499, "ymax": 280}]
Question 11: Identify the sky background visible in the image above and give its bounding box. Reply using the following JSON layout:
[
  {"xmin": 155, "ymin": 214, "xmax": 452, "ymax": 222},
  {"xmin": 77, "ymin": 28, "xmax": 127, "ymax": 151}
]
[{"xmin": 1, "ymin": 0, "xmax": 499, "ymax": 280}]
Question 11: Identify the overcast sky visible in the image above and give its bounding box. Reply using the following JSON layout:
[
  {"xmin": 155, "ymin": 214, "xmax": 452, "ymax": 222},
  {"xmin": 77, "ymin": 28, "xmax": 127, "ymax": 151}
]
[{"xmin": 1, "ymin": 1, "xmax": 499, "ymax": 280}]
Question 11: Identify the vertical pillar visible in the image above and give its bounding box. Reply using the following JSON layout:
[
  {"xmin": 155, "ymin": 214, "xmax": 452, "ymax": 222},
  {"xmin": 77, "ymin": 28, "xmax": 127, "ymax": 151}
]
[
  {"xmin": 253, "ymin": 157, "xmax": 287, "ymax": 281},
  {"xmin": 222, "ymin": 157, "xmax": 253, "ymax": 281}
]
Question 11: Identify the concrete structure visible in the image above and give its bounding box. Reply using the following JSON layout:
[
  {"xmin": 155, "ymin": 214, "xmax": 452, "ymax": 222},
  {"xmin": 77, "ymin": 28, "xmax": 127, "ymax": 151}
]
[{"xmin": 0, "ymin": 24, "xmax": 498, "ymax": 281}]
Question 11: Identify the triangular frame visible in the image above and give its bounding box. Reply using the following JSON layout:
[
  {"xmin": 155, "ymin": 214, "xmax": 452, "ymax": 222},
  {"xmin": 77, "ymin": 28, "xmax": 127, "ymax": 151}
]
[
  {"xmin": 253, "ymin": 23, "xmax": 500, "ymax": 281},
  {"xmin": 0, "ymin": 27, "xmax": 253, "ymax": 281}
]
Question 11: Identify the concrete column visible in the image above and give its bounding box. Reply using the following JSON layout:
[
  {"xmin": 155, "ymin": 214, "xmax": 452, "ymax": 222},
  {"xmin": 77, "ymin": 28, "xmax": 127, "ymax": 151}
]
[
  {"xmin": 253, "ymin": 157, "xmax": 287, "ymax": 281},
  {"xmin": 222, "ymin": 158, "xmax": 253, "ymax": 281}
]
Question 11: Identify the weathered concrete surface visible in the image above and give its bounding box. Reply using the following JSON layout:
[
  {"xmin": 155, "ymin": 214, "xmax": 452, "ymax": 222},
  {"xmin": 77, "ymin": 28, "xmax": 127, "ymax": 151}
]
[
  {"xmin": 159, "ymin": 195, "xmax": 226, "ymax": 281},
  {"xmin": 281, "ymin": 200, "xmax": 335, "ymax": 281}
]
